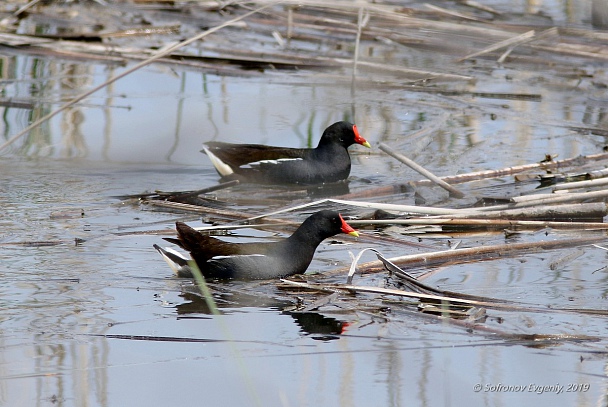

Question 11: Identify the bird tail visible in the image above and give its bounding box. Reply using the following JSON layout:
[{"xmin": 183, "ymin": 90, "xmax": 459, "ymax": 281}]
[
  {"xmin": 153, "ymin": 244, "xmax": 193, "ymax": 278},
  {"xmin": 202, "ymin": 146, "xmax": 234, "ymax": 177}
]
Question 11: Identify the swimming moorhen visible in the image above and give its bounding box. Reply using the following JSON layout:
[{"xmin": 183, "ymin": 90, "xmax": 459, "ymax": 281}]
[
  {"xmin": 202, "ymin": 121, "xmax": 370, "ymax": 185},
  {"xmin": 153, "ymin": 210, "xmax": 359, "ymax": 280}
]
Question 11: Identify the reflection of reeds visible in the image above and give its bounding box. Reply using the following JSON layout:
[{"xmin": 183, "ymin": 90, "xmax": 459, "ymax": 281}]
[
  {"xmin": 102, "ymin": 67, "xmax": 114, "ymax": 161},
  {"xmin": 58, "ymin": 63, "xmax": 91, "ymax": 158},
  {"xmin": 19, "ymin": 60, "xmax": 52, "ymax": 156},
  {"xmin": 1, "ymin": 1, "xmax": 606, "ymax": 155},
  {"xmin": 13, "ymin": 59, "xmax": 92, "ymax": 157},
  {"xmin": 60, "ymin": 107, "xmax": 87, "ymax": 158},
  {"xmin": 0, "ymin": 3, "xmax": 276, "ymax": 153},
  {"xmin": 164, "ymin": 71, "xmax": 187, "ymax": 162}
]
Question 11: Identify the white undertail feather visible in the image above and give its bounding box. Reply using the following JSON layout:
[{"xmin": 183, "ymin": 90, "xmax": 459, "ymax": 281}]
[
  {"xmin": 153, "ymin": 245, "xmax": 191, "ymax": 276},
  {"xmin": 202, "ymin": 147, "xmax": 234, "ymax": 177}
]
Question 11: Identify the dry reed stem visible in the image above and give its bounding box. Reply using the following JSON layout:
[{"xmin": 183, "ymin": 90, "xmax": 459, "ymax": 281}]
[
  {"xmin": 587, "ymin": 168, "xmax": 608, "ymax": 179},
  {"xmin": 325, "ymin": 235, "xmax": 606, "ymax": 277},
  {"xmin": 473, "ymin": 189, "xmax": 608, "ymax": 212},
  {"xmin": 141, "ymin": 200, "xmax": 262, "ymax": 220},
  {"xmin": 414, "ymin": 151, "xmax": 608, "ymax": 186},
  {"xmin": 460, "ymin": 1, "xmax": 502, "ymax": 15},
  {"xmin": 424, "ymin": 3, "xmax": 488, "ymax": 22},
  {"xmin": 349, "ymin": 218, "xmax": 608, "ymax": 231},
  {"xmin": 330, "ymin": 59, "xmax": 473, "ymax": 80},
  {"xmin": 13, "ymin": 0, "xmax": 42, "ymax": 16},
  {"xmin": 553, "ymin": 176, "xmax": 608, "ymax": 191},
  {"xmin": 244, "ymin": 198, "xmax": 467, "ymax": 220},
  {"xmin": 379, "ymin": 143, "xmax": 465, "ymax": 198},
  {"xmin": 446, "ymin": 203, "xmax": 607, "ymax": 221}
]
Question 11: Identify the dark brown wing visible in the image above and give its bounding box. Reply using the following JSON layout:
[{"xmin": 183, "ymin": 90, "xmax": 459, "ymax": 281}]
[
  {"xmin": 204, "ymin": 142, "xmax": 309, "ymax": 168},
  {"xmin": 168, "ymin": 222, "xmax": 272, "ymax": 264},
  {"xmin": 166, "ymin": 222, "xmax": 237, "ymax": 262}
]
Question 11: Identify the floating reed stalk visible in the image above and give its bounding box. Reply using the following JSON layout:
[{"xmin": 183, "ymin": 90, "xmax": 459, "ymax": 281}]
[
  {"xmin": 326, "ymin": 235, "xmax": 606, "ymax": 276},
  {"xmin": 379, "ymin": 142, "xmax": 465, "ymax": 198}
]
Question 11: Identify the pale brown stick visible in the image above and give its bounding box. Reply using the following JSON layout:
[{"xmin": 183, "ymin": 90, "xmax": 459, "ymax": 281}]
[
  {"xmin": 449, "ymin": 202, "xmax": 607, "ymax": 221},
  {"xmin": 13, "ymin": 0, "xmax": 42, "ymax": 16},
  {"xmin": 326, "ymin": 235, "xmax": 606, "ymax": 276},
  {"xmin": 587, "ymin": 168, "xmax": 608, "ymax": 179},
  {"xmin": 414, "ymin": 151, "xmax": 608, "ymax": 186},
  {"xmin": 348, "ymin": 218, "xmax": 608, "ymax": 230},
  {"xmin": 141, "ymin": 200, "xmax": 259, "ymax": 220},
  {"xmin": 331, "ymin": 58, "xmax": 473, "ymax": 80},
  {"xmin": 333, "ymin": 152, "xmax": 606, "ymax": 204},
  {"xmin": 553, "ymin": 176, "xmax": 608, "ymax": 191},
  {"xmin": 457, "ymin": 29, "xmax": 536, "ymax": 62},
  {"xmin": 378, "ymin": 143, "xmax": 465, "ymax": 198},
  {"xmin": 424, "ymin": 3, "xmax": 487, "ymax": 22},
  {"xmin": 474, "ymin": 189, "xmax": 608, "ymax": 212},
  {"xmin": 461, "ymin": 1, "xmax": 502, "ymax": 15}
]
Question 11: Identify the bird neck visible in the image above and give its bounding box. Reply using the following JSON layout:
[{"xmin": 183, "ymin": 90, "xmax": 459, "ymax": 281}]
[
  {"xmin": 313, "ymin": 139, "xmax": 349, "ymax": 161},
  {"xmin": 316, "ymin": 134, "xmax": 343, "ymax": 149},
  {"xmin": 286, "ymin": 220, "xmax": 328, "ymax": 249}
]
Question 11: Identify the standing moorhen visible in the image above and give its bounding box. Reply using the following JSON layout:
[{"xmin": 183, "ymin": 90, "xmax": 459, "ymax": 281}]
[
  {"xmin": 202, "ymin": 121, "xmax": 370, "ymax": 185},
  {"xmin": 153, "ymin": 210, "xmax": 359, "ymax": 280}
]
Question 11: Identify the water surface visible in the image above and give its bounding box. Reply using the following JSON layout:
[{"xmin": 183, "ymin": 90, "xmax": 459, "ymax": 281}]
[{"xmin": 2, "ymin": 1, "xmax": 608, "ymax": 406}]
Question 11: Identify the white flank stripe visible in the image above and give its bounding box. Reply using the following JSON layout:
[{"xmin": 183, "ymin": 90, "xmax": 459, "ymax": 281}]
[
  {"xmin": 211, "ymin": 254, "xmax": 266, "ymax": 260},
  {"xmin": 246, "ymin": 157, "xmax": 303, "ymax": 167},
  {"xmin": 203, "ymin": 147, "xmax": 234, "ymax": 177}
]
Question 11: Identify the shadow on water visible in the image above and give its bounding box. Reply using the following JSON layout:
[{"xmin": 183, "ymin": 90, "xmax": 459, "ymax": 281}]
[{"xmin": 177, "ymin": 291, "xmax": 347, "ymax": 340}]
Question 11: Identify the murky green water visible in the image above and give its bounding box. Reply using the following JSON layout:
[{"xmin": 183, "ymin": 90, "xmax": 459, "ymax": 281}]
[{"xmin": 2, "ymin": 1, "xmax": 608, "ymax": 406}]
